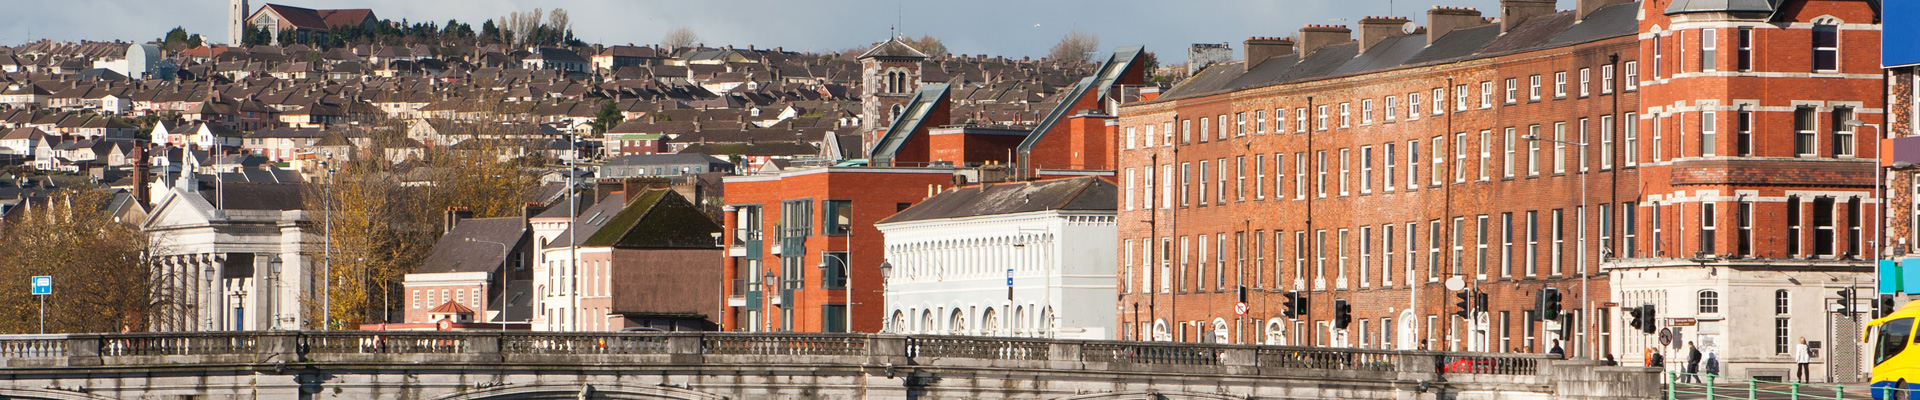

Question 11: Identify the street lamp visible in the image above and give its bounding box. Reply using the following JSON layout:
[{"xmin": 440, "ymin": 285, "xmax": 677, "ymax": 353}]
[
  {"xmin": 204, "ymin": 264, "xmax": 218, "ymax": 331},
  {"xmin": 1522, "ymin": 133, "xmax": 1590, "ymax": 357},
  {"xmin": 1009, "ymin": 228, "xmax": 1050, "ymax": 337},
  {"xmin": 467, "ymin": 237, "xmax": 510, "ymax": 332},
  {"xmin": 1845, "ymin": 119, "xmax": 1884, "ymax": 284},
  {"xmin": 877, "ymin": 261, "xmax": 893, "ymax": 333},
  {"xmin": 818, "ymin": 251, "xmax": 851, "ymax": 333},
  {"xmin": 321, "ymin": 154, "xmax": 336, "ymax": 330},
  {"xmin": 267, "ymin": 256, "xmax": 282, "ymax": 330},
  {"xmin": 763, "ymin": 271, "xmax": 777, "ymax": 332}
]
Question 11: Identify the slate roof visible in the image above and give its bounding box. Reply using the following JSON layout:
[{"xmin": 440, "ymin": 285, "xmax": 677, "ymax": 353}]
[
  {"xmin": 197, "ymin": 182, "xmax": 304, "ymax": 210},
  {"xmin": 415, "ymin": 217, "xmax": 526, "ymax": 274},
  {"xmin": 1665, "ymin": 0, "xmax": 1782, "ymax": 14},
  {"xmin": 880, "ymin": 176, "xmax": 1116, "ymax": 224},
  {"xmin": 1154, "ymin": 3, "xmax": 1639, "ymax": 104},
  {"xmin": 857, "ymin": 38, "xmax": 929, "ymax": 60},
  {"xmin": 603, "ymin": 153, "xmax": 728, "ymax": 167}
]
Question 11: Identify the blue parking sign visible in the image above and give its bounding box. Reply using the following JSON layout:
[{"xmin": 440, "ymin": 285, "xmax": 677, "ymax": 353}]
[
  {"xmin": 1006, "ymin": 269, "xmax": 1014, "ymax": 286},
  {"xmin": 30, "ymin": 276, "xmax": 51, "ymax": 295}
]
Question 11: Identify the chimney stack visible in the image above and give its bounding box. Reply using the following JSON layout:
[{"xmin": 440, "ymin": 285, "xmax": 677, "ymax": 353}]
[
  {"xmin": 1427, "ymin": 7, "xmax": 1489, "ymax": 45},
  {"xmin": 1577, "ymin": 0, "xmax": 1630, "ymax": 21},
  {"xmin": 1296, "ymin": 25, "xmax": 1353, "ymax": 57},
  {"xmin": 1501, "ymin": 0, "xmax": 1557, "ymax": 33},
  {"xmin": 1242, "ymin": 37, "xmax": 1295, "ymax": 71},
  {"xmin": 1357, "ymin": 16, "xmax": 1414, "ymax": 54}
]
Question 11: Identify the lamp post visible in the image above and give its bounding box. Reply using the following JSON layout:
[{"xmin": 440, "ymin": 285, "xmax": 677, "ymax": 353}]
[
  {"xmin": 267, "ymin": 256, "xmax": 282, "ymax": 330},
  {"xmin": 1845, "ymin": 119, "xmax": 1883, "ymax": 298},
  {"xmin": 467, "ymin": 237, "xmax": 510, "ymax": 332},
  {"xmin": 878, "ymin": 261, "xmax": 893, "ymax": 333},
  {"xmin": 818, "ymin": 250, "xmax": 850, "ymax": 333},
  {"xmin": 321, "ymin": 154, "xmax": 336, "ymax": 330},
  {"xmin": 1523, "ymin": 133, "xmax": 1590, "ymax": 357},
  {"xmin": 763, "ymin": 271, "xmax": 777, "ymax": 332}
]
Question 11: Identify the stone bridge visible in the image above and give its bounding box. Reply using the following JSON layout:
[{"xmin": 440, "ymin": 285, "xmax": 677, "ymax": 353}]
[{"xmin": 0, "ymin": 332, "xmax": 1659, "ymax": 399}]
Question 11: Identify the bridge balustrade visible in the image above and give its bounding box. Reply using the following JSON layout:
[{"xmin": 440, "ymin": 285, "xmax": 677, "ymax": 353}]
[
  {"xmin": 1254, "ymin": 346, "xmax": 1398, "ymax": 372},
  {"xmin": 905, "ymin": 335, "xmax": 1051, "ymax": 361},
  {"xmin": 299, "ymin": 332, "xmax": 467, "ymax": 354},
  {"xmin": 100, "ymin": 333, "xmax": 258, "ymax": 356},
  {"xmin": 1081, "ymin": 341, "xmax": 1221, "ymax": 365},
  {"xmin": 0, "ymin": 336, "xmax": 65, "ymax": 358},
  {"xmin": 700, "ymin": 333, "xmax": 866, "ymax": 356},
  {"xmin": 1436, "ymin": 353, "xmax": 1540, "ymax": 375},
  {"xmin": 501, "ymin": 333, "xmax": 670, "ymax": 355}
]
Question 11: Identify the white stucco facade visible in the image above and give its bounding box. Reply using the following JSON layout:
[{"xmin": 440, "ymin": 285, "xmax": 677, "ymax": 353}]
[
  {"xmin": 879, "ymin": 210, "xmax": 1116, "ymax": 339},
  {"xmin": 1608, "ymin": 259, "xmax": 1874, "ymax": 383},
  {"xmin": 143, "ymin": 183, "xmax": 316, "ymax": 331}
]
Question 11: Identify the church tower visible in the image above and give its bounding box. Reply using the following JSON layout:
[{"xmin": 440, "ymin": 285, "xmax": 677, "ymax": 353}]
[
  {"xmin": 230, "ymin": 0, "xmax": 250, "ymax": 46},
  {"xmin": 857, "ymin": 37, "xmax": 928, "ymax": 153}
]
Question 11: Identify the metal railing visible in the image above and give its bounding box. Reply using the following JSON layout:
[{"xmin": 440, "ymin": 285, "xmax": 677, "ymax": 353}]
[{"xmin": 1664, "ymin": 372, "xmax": 1880, "ymax": 400}]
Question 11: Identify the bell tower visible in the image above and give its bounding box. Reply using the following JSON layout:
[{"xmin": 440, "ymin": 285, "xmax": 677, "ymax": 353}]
[
  {"xmin": 230, "ymin": 0, "xmax": 250, "ymax": 46},
  {"xmin": 857, "ymin": 37, "xmax": 928, "ymax": 152}
]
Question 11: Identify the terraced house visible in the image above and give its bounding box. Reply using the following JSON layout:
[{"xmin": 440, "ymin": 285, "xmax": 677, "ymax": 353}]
[{"xmin": 1115, "ymin": 0, "xmax": 1882, "ymax": 381}]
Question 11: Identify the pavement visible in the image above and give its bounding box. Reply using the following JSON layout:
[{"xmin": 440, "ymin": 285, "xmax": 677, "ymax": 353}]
[{"xmin": 1669, "ymin": 381, "xmax": 1875, "ymax": 399}]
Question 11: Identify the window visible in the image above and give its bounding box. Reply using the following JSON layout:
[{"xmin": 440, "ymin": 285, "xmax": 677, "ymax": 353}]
[
  {"xmin": 1125, "ymin": 127, "xmax": 1136, "ymax": 149},
  {"xmin": 1408, "ymin": 141, "xmax": 1422, "ymax": 190},
  {"xmin": 1554, "ymin": 72, "xmax": 1567, "ymax": 98},
  {"xmin": 1125, "ymin": 169, "xmax": 1136, "ymax": 210},
  {"xmin": 1408, "ymin": 93, "xmax": 1422, "ymax": 120},
  {"xmin": 1529, "ymin": 75, "xmax": 1542, "ymax": 100},
  {"xmin": 1429, "ymin": 220, "xmax": 1442, "ymax": 280},
  {"xmin": 1850, "ymin": 198, "xmax": 1863, "ymax": 257},
  {"xmin": 1315, "ymin": 230, "xmax": 1327, "ymax": 282},
  {"xmin": 1199, "ymin": 117, "xmax": 1210, "ymax": 142},
  {"xmin": 1361, "ymin": 146, "xmax": 1374, "ymax": 194},
  {"xmin": 1235, "ymin": 112, "xmax": 1246, "ymax": 137},
  {"xmin": 1653, "ymin": 34, "xmax": 1664, "ymax": 78},
  {"xmin": 1814, "ymin": 197, "xmax": 1835, "ymax": 257},
  {"xmin": 1384, "ymin": 144, "xmax": 1398, "ymax": 192},
  {"xmin": 1737, "ymin": 28, "xmax": 1753, "ymax": 71},
  {"xmin": 1795, "ymin": 107, "xmax": 1818, "ymax": 156},
  {"xmin": 1385, "ymin": 96, "xmax": 1398, "ymax": 122},
  {"xmin": 1455, "ymin": 133, "xmax": 1467, "ymax": 183},
  {"xmin": 1776, "ymin": 318, "xmax": 1792, "ymax": 355},
  {"xmin": 1162, "ymin": 122, "xmax": 1173, "ymax": 146},
  {"xmin": 1526, "ymin": 211, "xmax": 1539, "ymax": 276},
  {"xmin": 1297, "ymin": 108, "xmax": 1308, "ymax": 133},
  {"xmin": 1255, "ymin": 109, "xmax": 1266, "ymax": 134},
  {"xmin": 1578, "ymin": 119, "xmax": 1590, "ymax": 171},
  {"xmin": 1254, "ymin": 232, "xmax": 1266, "ymax": 287},
  {"xmin": 1738, "ymin": 110, "xmax": 1753, "ymax": 156},
  {"xmin": 1236, "ymin": 156, "xmax": 1246, "ymax": 201},
  {"xmin": 1602, "ymin": 65, "xmax": 1615, "ymax": 94},
  {"xmin": 1624, "ymin": 61, "xmax": 1639, "ymax": 90},
  {"xmin": 1254, "ymin": 155, "xmax": 1265, "ymax": 200},
  {"xmin": 1702, "ymin": 202, "xmax": 1718, "ymax": 254},
  {"xmin": 1452, "ymin": 218, "xmax": 1465, "ymax": 275},
  {"xmin": 1146, "ymin": 165, "xmax": 1156, "ymax": 208},
  {"xmin": 1478, "ymin": 130, "xmax": 1491, "ymax": 181},
  {"xmin": 1528, "ymin": 125, "xmax": 1541, "ymax": 176},
  {"xmin": 1788, "ymin": 196, "xmax": 1803, "ymax": 256},
  {"xmin": 1623, "ymin": 202, "xmax": 1638, "ymax": 257},
  {"xmin": 1361, "ymin": 227, "xmax": 1373, "ymax": 287},
  {"xmin": 1433, "ymin": 88, "xmax": 1446, "ymax": 115},
  {"xmin": 1431, "ymin": 136, "xmax": 1445, "ymax": 186},
  {"xmin": 1125, "ymin": 240, "xmax": 1135, "ymax": 293},
  {"xmin": 1481, "ymin": 81, "xmax": 1493, "ymax": 108},
  {"xmin": 1456, "ymin": 84, "xmax": 1469, "ymax": 111},
  {"xmin": 1295, "ymin": 152, "xmax": 1307, "ymax": 199},
  {"xmin": 1219, "ymin": 114, "xmax": 1229, "ymax": 141},
  {"xmin": 1198, "ymin": 160, "xmax": 1209, "ymax": 206},
  {"xmin": 1274, "ymin": 109, "xmax": 1287, "ymax": 133},
  {"xmin": 824, "ymin": 200, "xmax": 853, "ymax": 235},
  {"xmin": 412, "ymin": 290, "xmax": 421, "ymax": 309},
  {"xmin": 1551, "ymin": 209, "xmax": 1564, "ymax": 276},
  {"xmin": 1316, "ymin": 151, "xmax": 1328, "ymax": 197},
  {"xmin": 1476, "ymin": 216, "xmax": 1489, "ymax": 277},
  {"xmin": 1218, "ymin": 159, "xmax": 1229, "ymax": 204},
  {"xmin": 1701, "ymin": 28, "xmax": 1718, "ymax": 71},
  {"xmin": 1813, "ymin": 24, "xmax": 1839, "ymax": 72},
  {"xmin": 1739, "ymin": 201, "xmax": 1754, "ymax": 256},
  {"xmin": 1502, "ymin": 213, "xmax": 1515, "ymax": 277},
  {"xmin": 1624, "ymin": 113, "xmax": 1639, "ymax": 166},
  {"xmin": 1504, "ymin": 128, "xmax": 1517, "ymax": 178},
  {"xmin": 822, "ymin": 251, "xmax": 848, "ymax": 289},
  {"xmin": 1182, "ymin": 119, "xmax": 1192, "ymax": 144},
  {"xmin": 1505, "ymin": 78, "xmax": 1518, "ymax": 104},
  {"xmin": 1834, "ymin": 107, "xmax": 1856, "ymax": 157},
  {"xmin": 1338, "ymin": 150, "xmax": 1350, "ymax": 196},
  {"xmin": 1340, "ymin": 103, "xmax": 1352, "ymax": 128},
  {"xmin": 1383, "ymin": 225, "xmax": 1395, "ymax": 286},
  {"xmin": 1601, "ymin": 116, "xmax": 1616, "ymax": 169},
  {"xmin": 1701, "ymin": 111, "xmax": 1717, "ymax": 157},
  {"xmin": 1777, "ymin": 290, "xmax": 1792, "ymax": 314},
  {"xmin": 1316, "ymin": 106, "xmax": 1329, "ymax": 131},
  {"xmin": 1363, "ymin": 99, "xmax": 1375, "ymax": 124},
  {"xmin": 1181, "ymin": 163, "xmax": 1191, "ymax": 207},
  {"xmin": 1554, "ymin": 122, "xmax": 1567, "ymax": 174},
  {"xmin": 1579, "ymin": 68, "xmax": 1591, "ymax": 97}
]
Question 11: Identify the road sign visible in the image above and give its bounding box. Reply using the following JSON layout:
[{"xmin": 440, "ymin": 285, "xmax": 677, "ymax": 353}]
[
  {"xmin": 30, "ymin": 276, "xmax": 50, "ymax": 295},
  {"xmin": 1234, "ymin": 302, "xmax": 1248, "ymax": 316},
  {"xmin": 1669, "ymin": 318, "xmax": 1697, "ymax": 327},
  {"xmin": 1658, "ymin": 328, "xmax": 1673, "ymax": 347},
  {"xmin": 1602, "ymin": 302, "xmax": 1619, "ymax": 307},
  {"xmin": 1006, "ymin": 269, "xmax": 1014, "ymax": 286}
]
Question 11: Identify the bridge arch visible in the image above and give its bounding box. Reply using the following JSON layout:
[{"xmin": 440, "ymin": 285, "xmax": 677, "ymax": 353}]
[
  {"xmin": 429, "ymin": 383, "xmax": 724, "ymax": 400},
  {"xmin": 1055, "ymin": 390, "xmax": 1249, "ymax": 400},
  {"xmin": 0, "ymin": 388, "xmax": 119, "ymax": 400}
]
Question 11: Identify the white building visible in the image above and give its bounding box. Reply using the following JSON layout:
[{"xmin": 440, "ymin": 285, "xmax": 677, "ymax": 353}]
[
  {"xmin": 878, "ymin": 177, "xmax": 1117, "ymax": 339},
  {"xmin": 143, "ymin": 167, "xmax": 316, "ymax": 332}
]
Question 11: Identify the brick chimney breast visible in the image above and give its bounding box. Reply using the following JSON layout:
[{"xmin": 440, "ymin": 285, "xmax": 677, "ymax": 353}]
[
  {"xmin": 1296, "ymin": 25, "xmax": 1353, "ymax": 58},
  {"xmin": 1501, "ymin": 0, "xmax": 1557, "ymax": 33},
  {"xmin": 1358, "ymin": 16, "xmax": 1413, "ymax": 54},
  {"xmin": 1242, "ymin": 37, "xmax": 1296, "ymax": 72},
  {"xmin": 1427, "ymin": 7, "xmax": 1488, "ymax": 45}
]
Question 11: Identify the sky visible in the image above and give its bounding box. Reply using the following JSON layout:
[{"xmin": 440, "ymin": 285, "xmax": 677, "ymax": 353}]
[{"xmin": 7, "ymin": 0, "xmax": 1576, "ymax": 62}]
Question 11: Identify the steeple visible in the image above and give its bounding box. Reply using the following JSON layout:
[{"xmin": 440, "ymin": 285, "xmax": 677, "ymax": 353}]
[{"xmin": 230, "ymin": 0, "xmax": 250, "ymax": 46}]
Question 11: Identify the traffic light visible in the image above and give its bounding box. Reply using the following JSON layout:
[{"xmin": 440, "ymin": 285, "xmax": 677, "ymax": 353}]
[
  {"xmin": 1454, "ymin": 290, "xmax": 1473, "ymax": 320},
  {"xmin": 1334, "ymin": 299, "xmax": 1352, "ymax": 329},
  {"xmin": 1879, "ymin": 294, "xmax": 1897, "ymax": 319},
  {"xmin": 1837, "ymin": 287, "xmax": 1855, "ymax": 315},
  {"xmin": 1640, "ymin": 304, "xmax": 1658, "ymax": 334},
  {"xmin": 1237, "ymin": 285, "xmax": 1248, "ymax": 303},
  {"xmin": 1281, "ymin": 291, "xmax": 1302, "ymax": 318},
  {"xmin": 1626, "ymin": 305, "xmax": 1645, "ymax": 332},
  {"xmin": 1539, "ymin": 288, "xmax": 1562, "ymax": 321},
  {"xmin": 1476, "ymin": 291, "xmax": 1490, "ymax": 313}
]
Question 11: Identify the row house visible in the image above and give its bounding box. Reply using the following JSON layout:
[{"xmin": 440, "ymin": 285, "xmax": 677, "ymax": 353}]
[
  {"xmin": 1114, "ymin": 0, "xmax": 1880, "ymax": 382},
  {"xmin": 401, "ymin": 210, "xmax": 534, "ymax": 328},
  {"xmin": 528, "ymin": 179, "xmax": 725, "ymax": 331}
]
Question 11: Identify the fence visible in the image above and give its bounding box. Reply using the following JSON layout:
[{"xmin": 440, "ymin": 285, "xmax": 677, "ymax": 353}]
[{"xmin": 1665, "ymin": 372, "xmax": 1887, "ymax": 400}]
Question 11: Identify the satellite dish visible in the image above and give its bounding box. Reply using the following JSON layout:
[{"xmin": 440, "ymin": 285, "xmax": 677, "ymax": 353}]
[
  {"xmin": 1402, "ymin": 21, "xmax": 1419, "ymax": 35},
  {"xmin": 1445, "ymin": 276, "xmax": 1465, "ymax": 291}
]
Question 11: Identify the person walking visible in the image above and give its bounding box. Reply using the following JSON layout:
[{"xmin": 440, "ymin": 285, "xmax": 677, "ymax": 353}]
[
  {"xmin": 1794, "ymin": 337, "xmax": 1812, "ymax": 383},
  {"xmin": 1685, "ymin": 341, "xmax": 1702, "ymax": 383},
  {"xmin": 1703, "ymin": 345, "xmax": 1720, "ymax": 379},
  {"xmin": 1549, "ymin": 340, "xmax": 1566, "ymax": 359}
]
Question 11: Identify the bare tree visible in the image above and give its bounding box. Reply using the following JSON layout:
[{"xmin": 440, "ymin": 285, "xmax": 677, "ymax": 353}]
[
  {"xmin": 1047, "ymin": 28, "xmax": 1101, "ymax": 64},
  {"xmin": 546, "ymin": 9, "xmax": 570, "ymax": 40},
  {"xmin": 662, "ymin": 27, "xmax": 700, "ymax": 50},
  {"xmin": 903, "ymin": 35, "xmax": 948, "ymax": 58},
  {"xmin": 500, "ymin": 8, "xmax": 543, "ymax": 47}
]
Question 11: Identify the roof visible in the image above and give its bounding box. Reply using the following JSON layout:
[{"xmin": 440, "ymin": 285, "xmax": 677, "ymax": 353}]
[
  {"xmin": 857, "ymin": 37, "xmax": 929, "ymax": 60},
  {"xmin": 880, "ymin": 176, "xmax": 1116, "ymax": 224},
  {"xmin": 603, "ymin": 153, "xmax": 728, "ymax": 167},
  {"xmin": 1152, "ymin": 3, "xmax": 1640, "ymax": 104},
  {"xmin": 1665, "ymin": 0, "xmax": 1782, "ymax": 14},
  {"xmin": 415, "ymin": 217, "xmax": 526, "ymax": 274},
  {"xmin": 581, "ymin": 188, "xmax": 721, "ymax": 249},
  {"xmin": 198, "ymin": 182, "xmax": 304, "ymax": 210},
  {"xmin": 427, "ymin": 301, "xmax": 475, "ymax": 314}
]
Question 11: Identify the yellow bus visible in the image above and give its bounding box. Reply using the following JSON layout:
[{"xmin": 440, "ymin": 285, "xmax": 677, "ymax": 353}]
[{"xmin": 1867, "ymin": 300, "xmax": 1920, "ymax": 400}]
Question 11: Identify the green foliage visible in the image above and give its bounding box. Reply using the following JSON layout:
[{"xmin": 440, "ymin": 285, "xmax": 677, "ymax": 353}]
[{"xmin": 591, "ymin": 101, "xmax": 623, "ymax": 135}]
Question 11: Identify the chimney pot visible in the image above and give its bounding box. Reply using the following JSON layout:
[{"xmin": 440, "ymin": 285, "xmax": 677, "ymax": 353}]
[
  {"xmin": 1500, "ymin": 0, "xmax": 1557, "ymax": 33},
  {"xmin": 1296, "ymin": 25, "xmax": 1354, "ymax": 57},
  {"xmin": 1426, "ymin": 6, "xmax": 1489, "ymax": 45},
  {"xmin": 1242, "ymin": 37, "xmax": 1296, "ymax": 72}
]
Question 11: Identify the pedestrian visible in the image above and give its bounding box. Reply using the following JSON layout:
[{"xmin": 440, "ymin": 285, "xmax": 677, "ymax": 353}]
[
  {"xmin": 1549, "ymin": 340, "xmax": 1565, "ymax": 359},
  {"xmin": 1604, "ymin": 353, "xmax": 1617, "ymax": 367},
  {"xmin": 1685, "ymin": 341, "xmax": 1701, "ymax": 383},
  {"xmin": 1794, "ymin": 337, "xmax": 1812, "ymax": 383},
  {"xmin": 1703, "ymin": 345, "xmax": 1720, "ymax": 378},
  {"xmin": 1650, "ymin": 348, "xmax": 1666, "ymax": 371}
]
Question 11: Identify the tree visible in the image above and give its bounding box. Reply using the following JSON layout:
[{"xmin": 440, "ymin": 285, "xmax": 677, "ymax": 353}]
[
  {"xmin": 1047, "ymin": 28, "xmax": 1100, "ymax": 64},
  {"xmin": 480, "ymin": 20, "xmax": 500, "ymax": 44},
  {"xmin": 0, "ymin": 189, "xmax": 160, "ymax": 333},
  {"xmin": 662, "ymin": 27, "xmax": 699, "ymax": 50},
  {"xmin": 162, "ymin": 27, "xmax": 191, "ymax": 51},
  {"xmin": 277, "ymin": 27, "xmax": 298, "ymax": 46},
  {"xmin": 592, "ymin": 101, "xmax": 624, "ymax": 135},
  {"xmin": 903, "ymin": 35, "xmax": 948, "ymax": 58}
]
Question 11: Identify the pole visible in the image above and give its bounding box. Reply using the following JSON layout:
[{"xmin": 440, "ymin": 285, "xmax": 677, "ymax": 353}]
[
  {"xmin": 846, "ymin": 232, "xmax": 853, "ymax": 333},
  {"xmin": 323, "ymin": 160, "xmax": 333, "ymax": 330},
  {"xmin": 39, "ymin": 294, "xmax": 45, "ymax": 334}
]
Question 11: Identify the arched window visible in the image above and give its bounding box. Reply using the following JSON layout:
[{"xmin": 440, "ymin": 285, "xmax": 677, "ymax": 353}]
[
  {"xmin": 1014, "ymin": 306, "xmax": 1027, "ymax": 336},
  {"xmin": 1213, "ymin": 318, "xmax": 1230, "ymax": 343},
  {"xmin": 1265, "ymin": 319, "xmax": 1287, "ymax": 345},
  {"xmin": 921, "ymin": 310, "xmax": 934, "ymax": 333},
  {"xmin": 889, "ymin": 310, "xmax": 905, "ymax": 334},
  {"xmin": 1698, "ymin": 290, "xmax": 1720, "ymax": 314},
  {"xmin": 1776, "ymin": 290, "xmax": 1791, "ymax": 315},
  {"xmin": 981, "ymin": 308, "xmax": 999, "ymax": 336},
  {"xmin": 1153, "ymin": 319, "xmax": 1170, "ymax": 342},
  {"xmin": 949, "ymin": 309, "xmax": 967, "ymax": 335}
]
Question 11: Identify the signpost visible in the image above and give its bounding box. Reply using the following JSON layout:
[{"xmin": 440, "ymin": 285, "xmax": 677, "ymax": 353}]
[
  {"xmin": 31, "ymin": 276, "xmax": 50, "ymax": 334},
  {"xmin": 1669, "ymin": 317, "xmax": 1697, "ymax": 327},
  {"xmin": 1234, "ymin": 302, "xmax": 1249, "ymax": 316},
  {"xmin": 1006, "ymin": 268, "xmax": 1014, "ymax": 301}
]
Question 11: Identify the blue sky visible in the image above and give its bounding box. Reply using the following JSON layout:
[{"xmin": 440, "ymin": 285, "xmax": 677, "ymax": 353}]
[{"xmin": 8, "ymin": 0, "xmax": 1574, "ymax": 62}]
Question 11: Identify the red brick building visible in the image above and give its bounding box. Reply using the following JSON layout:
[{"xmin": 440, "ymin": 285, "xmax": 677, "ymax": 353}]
[{"xmin": 1114, "ymin": 0, "xmax": 1880, "ymax": 380}]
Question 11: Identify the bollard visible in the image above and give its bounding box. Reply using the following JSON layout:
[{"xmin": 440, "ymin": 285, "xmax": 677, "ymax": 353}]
[
  {"xmin": 1706, "ymin": 374, "xmax": 1715, "ymax": 399},
  {"xmin": 1791, "ymin": 382, "xmax": 1800, "ymax": 399},
  {"xmin": 1748, "ymin": 379, "xmax": 1756, "ymax": 400},
  {"xmin": 1668, "ymin": 371, "xmax": 1678, "ymax": 400},
  {"xmin": 1835, "ymin": 384, "xmax": 1844, "ymax": 400}
]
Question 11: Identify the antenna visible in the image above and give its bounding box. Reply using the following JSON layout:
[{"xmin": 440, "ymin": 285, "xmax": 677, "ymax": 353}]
[{"xmin": 897, "ymin": 0, "xmax": 903, "ymax": 38}]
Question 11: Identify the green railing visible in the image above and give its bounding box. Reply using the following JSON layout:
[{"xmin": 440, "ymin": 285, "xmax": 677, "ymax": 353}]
[{"xmin": 1665, "ymin": 371, "xmax": 1902, "ymax": 400}]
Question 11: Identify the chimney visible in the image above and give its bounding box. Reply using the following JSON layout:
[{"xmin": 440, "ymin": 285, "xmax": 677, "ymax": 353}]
[
  {"xmin": 595, "ymin": 178, "xmax": 623, "ymax": 202},
  {"xmin": 1578, "ymin": 0, "xmax": 1630, "ymax": 21},
  {"xmin": 1296, "ymin": 25, "xmax": 1353, "ymax": 57},
  {"xmin": 1358, "ymin": 16, "xmax": 1413, "ymax": 53},
  {"xmin": 444, "ymin": 206, "xmax": 473, "ymax": 232},
  {"xmin": 1242, "ymin": 37, "xmax": 1295, "ymax": 71},
  {"xmin": 623, "ymin": 177, "xmax": 672, "ymax": 205},
  {"xmin": 132, "ymin": 145, "xmax": 150, "ymax": 208},
  {"xmin": 1427, "ymin": 7, "xmax": 1489, "ymax": 45},
  {"xmin": 1501, "ymin": 0, "xmax": 1557, "ymax": 33}
]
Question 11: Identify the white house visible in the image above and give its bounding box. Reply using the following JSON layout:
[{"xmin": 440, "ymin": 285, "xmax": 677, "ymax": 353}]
[
  {"xmin": 142, "ymin": 169, "xmax": 316, "ymax": 332},
  {"xmin": 877, "ymin": 177, "xmax": 1117, "ymax": 339}
]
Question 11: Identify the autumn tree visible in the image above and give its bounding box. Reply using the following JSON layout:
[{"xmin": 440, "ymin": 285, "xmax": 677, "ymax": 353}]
[
  {"xmin": 0, "ymin": 189, "xmax": 161, "ymax": 333},
  {"xmin": 902, "ymin": 35, "xmax": 948, "ymax": 58},
  {"xmin": 1048, "ymin": 28, "xmax": 1100, "ymax": 64}
]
